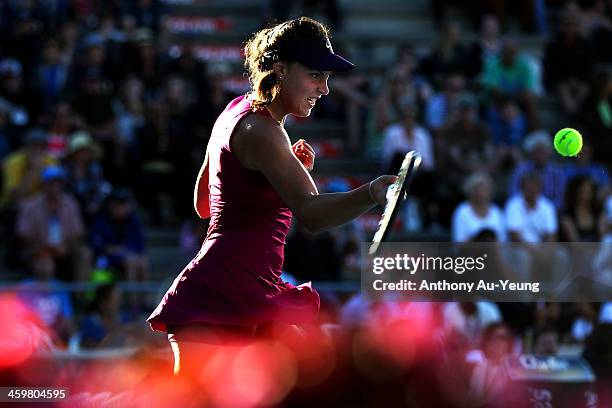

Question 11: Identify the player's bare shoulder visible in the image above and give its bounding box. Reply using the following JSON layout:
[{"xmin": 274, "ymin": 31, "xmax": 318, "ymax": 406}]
[
  {"xmin": 232, "ymin": 111, "xmax": 290, "ymax": 169},
  {"xmin": 237, "ymin": 111, "xmax": 285, "ymax": 140}
]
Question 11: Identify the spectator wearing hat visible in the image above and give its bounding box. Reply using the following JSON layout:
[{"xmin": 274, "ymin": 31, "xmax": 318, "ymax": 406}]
[
  {"xmin": 89, "ymin": 188, "xmax": 149, "ymax": 285},
  {"xmin": 16, "ymin": 166, "xmax": 92, "ymax": 282},
  {"xmin": 509, "ymin": 130, "xmax": 567, "ymax": 208},
  {"xmin": 1, "ymin": 127, "xmax": 56, "ymax": 207},
  {"xmin": 63, "ymin": 131, "xmax": 110, "ymax": 225},
  {"xmin": 452, "ymin": 172, "xmax": 506, "ymax": 242}
]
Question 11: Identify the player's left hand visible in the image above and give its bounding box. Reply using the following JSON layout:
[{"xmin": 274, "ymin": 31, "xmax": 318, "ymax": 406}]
[
  {"xmin": 369, "ymin": 175, "xmax": 398, "ymax": 206},
  {"xmin": 292, "ymin": 139, "xmax": 315, "ymax": 172}
]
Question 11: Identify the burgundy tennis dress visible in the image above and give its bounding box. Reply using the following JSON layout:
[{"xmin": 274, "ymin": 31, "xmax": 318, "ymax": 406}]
[{"xmin": 147, "ymin": 95, "xmax": 320, "ymax": 332}]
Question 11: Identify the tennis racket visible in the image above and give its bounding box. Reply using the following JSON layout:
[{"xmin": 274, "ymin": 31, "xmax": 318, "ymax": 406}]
[{"xmin": 368, "ymin": 151, "xmax": 422, "ymax": 255}]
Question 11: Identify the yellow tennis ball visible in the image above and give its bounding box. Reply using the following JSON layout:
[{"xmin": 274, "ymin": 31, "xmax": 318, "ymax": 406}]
[{"xmin": 553, "ymin": 128, "xmax": 583, "ymax": 157}]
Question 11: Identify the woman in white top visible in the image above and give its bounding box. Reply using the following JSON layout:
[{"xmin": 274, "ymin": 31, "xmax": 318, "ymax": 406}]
[
  {"xmin": 381, "ymin": 101, "xmax": 435, "ymax": 173},
  {"xmin": 452, "ymin": 172, "xmax": 506, "ymax": 242}
]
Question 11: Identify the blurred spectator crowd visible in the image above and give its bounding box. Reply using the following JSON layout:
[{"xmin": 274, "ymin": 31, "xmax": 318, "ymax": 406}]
[
  {"xmin": 286, "ymin": 0, "xmax": 612, "ymax": 281},
  {"xmin": 0, "ymin": 0, "xmax": 610, "ymax": 370},
  {"xmin": 0, "ymin": 0, "xmax": 226, "ymax": 350}
]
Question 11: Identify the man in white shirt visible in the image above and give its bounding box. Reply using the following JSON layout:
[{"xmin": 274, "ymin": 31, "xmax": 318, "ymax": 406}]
[
  {"xmin": 505, "ymin": 172, "xmax": 557, "ymax": 243},
  {"xmin": 504, "ymin": 172, "xmax": 570, "ymax": 282}
]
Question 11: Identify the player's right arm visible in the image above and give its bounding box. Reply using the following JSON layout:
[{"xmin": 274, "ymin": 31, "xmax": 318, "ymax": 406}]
[
  {"xmin": 232, "ymin": 113, "xmax": 395, "ymax": 233},
  {"xmin": 194, "ymin": 149, "xmax": 210, "ymax": 219}
]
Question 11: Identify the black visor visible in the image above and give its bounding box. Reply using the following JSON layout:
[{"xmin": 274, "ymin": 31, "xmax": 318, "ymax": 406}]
[{"xmin": 279, "ymin": 37, "xmax": 354, "ymax": 72}]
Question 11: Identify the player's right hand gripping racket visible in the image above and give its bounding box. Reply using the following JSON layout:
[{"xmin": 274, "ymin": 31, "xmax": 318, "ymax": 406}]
[{"xmin": 368, "ymin": 151, "xmax": 422, "ymax": 256}]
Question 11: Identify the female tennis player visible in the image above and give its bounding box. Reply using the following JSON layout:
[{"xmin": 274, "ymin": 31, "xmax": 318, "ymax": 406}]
[{"xmin": 147, "ymin": 17, "xmax": 396, "ymax": 374}]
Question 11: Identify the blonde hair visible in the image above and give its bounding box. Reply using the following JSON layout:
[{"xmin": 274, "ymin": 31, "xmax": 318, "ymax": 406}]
[{"xmin": 243, "ymin": 17, "xmax": 330, "ymax": 110}]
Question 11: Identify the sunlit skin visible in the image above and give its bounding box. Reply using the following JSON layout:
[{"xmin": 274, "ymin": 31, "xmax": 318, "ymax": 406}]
[
  {"xmin": 195, "ymin": 40, "xmax": 396, "ymax": 226},
  {"xmin": 263, "ymin": 62, "xmax": 329, "ymax": 171},
  {"xmin": 266, "ymin": 61, "xmax": 331, "ymax": 121},
  {"xmin": 292, "ymin": 138, "xmax": 315, "ymax": 171}
]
